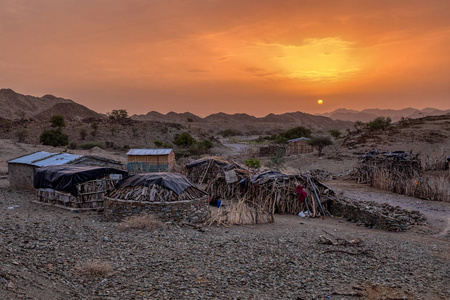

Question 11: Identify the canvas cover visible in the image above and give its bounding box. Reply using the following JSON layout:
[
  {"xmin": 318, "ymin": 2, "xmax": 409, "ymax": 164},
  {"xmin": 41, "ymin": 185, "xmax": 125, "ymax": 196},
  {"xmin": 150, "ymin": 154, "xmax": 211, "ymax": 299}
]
[
  {"xmin": 186, "ymin": 158, "xmax": 227, "ymax": 168},
  {"xmin": 34, "ymin": 165, "xmax": 128, "ymax": 196},
  {"xmin": 115, "ymin": 172, "xmax": 202, "ymax": 195}
]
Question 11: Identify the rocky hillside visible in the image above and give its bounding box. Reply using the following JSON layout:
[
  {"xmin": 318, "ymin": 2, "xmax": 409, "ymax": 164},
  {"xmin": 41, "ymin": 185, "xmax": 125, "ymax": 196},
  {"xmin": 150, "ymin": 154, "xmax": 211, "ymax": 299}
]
[
  {"xmin": 0, "ymin": 89, "xmax": 104, "ymax": 121},
  {"xmin": 321, "ymin": 107, "xmax": 450, "ymax": 122}
]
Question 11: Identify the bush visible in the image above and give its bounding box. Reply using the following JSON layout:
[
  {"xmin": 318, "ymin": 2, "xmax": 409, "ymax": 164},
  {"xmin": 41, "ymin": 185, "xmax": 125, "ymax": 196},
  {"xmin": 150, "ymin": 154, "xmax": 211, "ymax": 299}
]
[
  {"xmin": 328, "ymin": 129, "xmax": 342, "ymax": 139},
  {"xmin": 308, "ymin": 136, "xmax": 333, "ymax": 157},
  {"xmin": 105, "ymin": 141, "xmax": 114, "ymax": 148},
  {"xmin": 118, "ymin": 214, "xmax": 164, "ymax": 231},
  {"xmin": 189, "ymin": 139, "xmax": 214, "ymax": 155},
  {"xmin": 79, "ymin": 128, "xmax": 88, "ymax": 140},
  {"xmin": 50, "ymin": 115, "xmax": 65, "ymax": 128},
  {"xmin": 265, "ymin": 151, "xmax": 285, "ymax": 170},
  {"xmin": 79, "ymin": 142, "xmax": 105, "ymax": 150},
  {"xmin": 280, "ymin": 126, "xmax": 312, "ymax": 140},
  {"xmin": 68, "ymin": 142, "xmax": 77, "ymax": 150},
  {"xmin": 187, "ymin": 118, "xmax": 193, "ymax": 122},
  {"xmin": 173, "ymin": 132, "xmax": 196, "ymax": 148},
  {"xmin": 245, "ymin": 158, "xmax": 261, "ymax": 169},
  {"xmin": 220, "ymin": 129, "xmax": 242, "ymax": 137},
  {"xmin": 366, "ymin": 117, "xmax": 391, "ymax": 131},
  {"xmin": 40, "ymin": 129, "xmax": 69, "ymax": 147},
  {"xmin": 74, "ymin": 260, "xmax": 113, "ymax": 277}
]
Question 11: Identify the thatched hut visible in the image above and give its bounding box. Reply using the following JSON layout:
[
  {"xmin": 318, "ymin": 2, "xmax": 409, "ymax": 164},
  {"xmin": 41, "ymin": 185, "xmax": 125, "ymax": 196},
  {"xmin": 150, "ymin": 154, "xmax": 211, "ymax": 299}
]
[
  {"xmin": 126, "ymin": 149, "xmax": 175, "ymax": 174},
  {"xmin": 104, "ymin": 173, "xmax": 209, "ymax": 223},
  {"xmin": 186, "ymin": 157, "xmax": 229, "ymax": 185},
  {"xmin": 34, "ymin": 165, "xmax": 128, "ymax": 211}
]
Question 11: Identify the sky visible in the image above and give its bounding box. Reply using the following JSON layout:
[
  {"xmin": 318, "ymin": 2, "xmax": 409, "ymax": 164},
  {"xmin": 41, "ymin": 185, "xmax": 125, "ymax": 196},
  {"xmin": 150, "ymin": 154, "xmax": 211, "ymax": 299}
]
[{"xmin": 1, "ymin": 0, "xmax": 449, "ymax": 116}]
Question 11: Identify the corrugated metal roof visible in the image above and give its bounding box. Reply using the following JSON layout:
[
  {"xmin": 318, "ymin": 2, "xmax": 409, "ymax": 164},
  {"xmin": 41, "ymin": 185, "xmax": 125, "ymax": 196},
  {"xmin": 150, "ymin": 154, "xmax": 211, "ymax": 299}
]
[
  {"xmin": 127, "ymin": 149, "xmax": 173, "ymax": 156},
  {"xmin": 34, "ymin": 153, "xmax": 83, "ymax": 167},
  {"xmin": 288, "ymin": 137, "xmax": 310, "ymax": 143},
  {"xmin": 8, "ymin": 151, "xmax": 57, "ymax": 164}
]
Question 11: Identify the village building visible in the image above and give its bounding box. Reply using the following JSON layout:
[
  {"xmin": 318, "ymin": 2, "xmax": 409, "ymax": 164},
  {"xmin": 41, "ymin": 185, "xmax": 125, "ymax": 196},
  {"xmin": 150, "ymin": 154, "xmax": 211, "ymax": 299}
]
[
  {"xmin": 126, "ymin": 149, "xmax": 175, "ymax": 174},
  {"xmin": 7, "ymin": 151, "xmax": 124, "ymax": 191},
  {"xmin": 286, "ymin": 137, "xmax": 314, "ymax": 155}
]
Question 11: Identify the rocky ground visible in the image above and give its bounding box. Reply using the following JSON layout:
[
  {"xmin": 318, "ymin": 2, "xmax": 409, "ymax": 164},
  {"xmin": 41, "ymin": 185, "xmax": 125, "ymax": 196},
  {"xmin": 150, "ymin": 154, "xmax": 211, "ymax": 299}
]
[{"xmin": 1, "ymin": 177, "xmax": 449, "ymax": 300}]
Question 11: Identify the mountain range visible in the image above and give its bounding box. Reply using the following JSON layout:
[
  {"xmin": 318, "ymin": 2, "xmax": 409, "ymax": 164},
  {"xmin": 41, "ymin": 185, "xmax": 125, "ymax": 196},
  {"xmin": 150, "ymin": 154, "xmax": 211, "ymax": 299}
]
[{"xmin": 1, "ymin": 88, "xmax": 448, "ymax": 131}]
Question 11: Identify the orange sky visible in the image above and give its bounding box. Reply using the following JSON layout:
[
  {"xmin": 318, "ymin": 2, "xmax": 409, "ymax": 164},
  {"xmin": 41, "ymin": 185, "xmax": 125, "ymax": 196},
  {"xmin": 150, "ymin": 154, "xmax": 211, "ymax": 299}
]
[{"xmin": 1, "ymin": 0, "xmax": 449, "ymax": 116}]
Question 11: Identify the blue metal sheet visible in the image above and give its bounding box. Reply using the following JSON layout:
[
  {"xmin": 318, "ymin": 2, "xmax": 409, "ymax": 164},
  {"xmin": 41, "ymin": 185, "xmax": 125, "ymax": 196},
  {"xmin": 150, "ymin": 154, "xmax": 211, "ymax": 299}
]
[
  {"xmin": 8, "ymin": 152, "xmax": 56, "ymax": 165},
  {"xmin": 34, "ymin": 153, "xmax": 83, "ymax": 167},
  {"xmin": 127, "ymin": 149, "xmax": 173, "ymax": 156}
]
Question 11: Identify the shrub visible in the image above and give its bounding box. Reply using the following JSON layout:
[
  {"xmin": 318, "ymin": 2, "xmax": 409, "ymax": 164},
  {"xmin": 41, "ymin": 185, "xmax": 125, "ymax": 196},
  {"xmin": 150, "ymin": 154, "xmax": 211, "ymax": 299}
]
[
  {"xmin": 265, "ymin": 151, "xmax": 285, "ymax": 170},
  {"xmin": 50, "ymin": 115, "xmax": 65, "ymax": 128},
  {"xmin": 154, "ymin": 140, "xmax": 163, "ymax": 147},
  {"xmin": 40, "ymin": 129, "xmax": 69, "ymax": 147},
  {"xmin": 118, "ymin": 214, "xmax": 164, "ymax": 231},
  {"xmin": 79, "ymin": 142, "xmax": 105, "ymax": 150},
  {"xmin": 220, "ymin": 129, "xmax": 242, "ymax": 137},
  {"xmin": 1, "ymin": 120, "xmax": 12, "ymax": 132},
  {"xmin": 79, "ymin": 128, "xmax": 88, "ymax": 140},
  {"xmin": 15, "ymin": 129, "xmax": 28, "ymax": 142},
  {"xmin": 280, "ymin": 126, "xmax": 312, "ymax": 140},
  {"xmin": 105, "ymin": 141, "xmax": 114, "ymax": 148},
  {"xmin": 308, "ymin": 136, "xmax": 333, "ymax": 157},
  {"xmin": 123, "ymin": 144, "xmax": 130, "ymax": 150},
  {"xmin": 328, "ymin": 129, "xmax": 342, "ymax": 139},
  {"xmin": 173, "ymin": 132, "xmax": 196, "ymax": 148},
  {"xmin": 366, "ymin": 117, "xmax": 392, "ymax": 131},
  {"xmin": 354, "ymin": 120, "xmax": 365, "ymax": 131},
  {"xmin": 68, "ymin": 142, "xmax": 77, "ymax": 150},
  {"xmin": 187, "ymin": 118, "xmax": 193, "ymax": 122},
  {"xmin": 245, "ymin": 158, "xmax": 261, "ymax": 169},
  {"xmin": 74, "ymin": 260, "xmax": 113, "ymax": 277},
  {"xmin": 91, "ymin": 122, "xmax": 99, "ymax": 137}
]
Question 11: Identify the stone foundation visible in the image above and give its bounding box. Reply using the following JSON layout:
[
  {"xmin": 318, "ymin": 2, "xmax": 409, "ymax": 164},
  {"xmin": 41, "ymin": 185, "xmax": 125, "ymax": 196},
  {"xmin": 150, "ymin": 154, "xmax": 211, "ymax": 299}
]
[
  {"xmin": 104, "ymin": 197, "xmax": 210, "ymax": 224},
  {"xmin": 329, "ymin": 198, "xmax": 425, "ymax": 232}
]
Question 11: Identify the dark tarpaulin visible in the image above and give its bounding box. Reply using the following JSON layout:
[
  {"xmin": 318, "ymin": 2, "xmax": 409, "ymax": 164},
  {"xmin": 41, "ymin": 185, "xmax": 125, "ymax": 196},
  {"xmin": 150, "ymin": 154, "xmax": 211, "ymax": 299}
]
[
  {"xmin": 186, "ymin": 158, "xmax": 227, "ymax": 169},
  {"xmin": 115, "ymin": 172, "xmax": 203, "ymax": 195},
  {"xmin": 34, "ymin": 165, "xmax": 128, "ymax": 196},
  {"xmin": 251, "ymin": 171, "xmax": 298, "ymax": 184}
]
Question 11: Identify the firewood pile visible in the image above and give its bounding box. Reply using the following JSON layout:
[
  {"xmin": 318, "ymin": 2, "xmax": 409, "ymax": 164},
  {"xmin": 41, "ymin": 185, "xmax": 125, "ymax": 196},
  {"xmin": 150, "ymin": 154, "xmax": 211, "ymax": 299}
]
[
  {"xmin": 107, "ymin": 184, "xmax": 205, "ymax": 202},
  {"xmin": 355, "ymin": 151, "xmax": 449, "ymax": 202},
  {"xmin": 186, "ymin": 157, "xmax": 229, "ymax": 185},
  {"xmin": 329, "ymin": 197, "xmax": 425, "ymax": 231},
  {"xmin": 35, "ymin": 176, "xmax": 117, "ymax": 211}
]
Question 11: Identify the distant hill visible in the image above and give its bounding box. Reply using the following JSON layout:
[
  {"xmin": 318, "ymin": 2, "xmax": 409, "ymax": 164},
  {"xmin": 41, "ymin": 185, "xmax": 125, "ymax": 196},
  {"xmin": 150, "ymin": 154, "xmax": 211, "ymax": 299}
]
[
  {"xmin": 321, "ymin": 107, "xmax": 450, "ymax": 122},
  {"xmin": 132, "ymin": 110, "xmax": 353, "ymax": 131},
  {"xmin": 0, "ymin": 89, "xmax": 104, "ymax": 121}
]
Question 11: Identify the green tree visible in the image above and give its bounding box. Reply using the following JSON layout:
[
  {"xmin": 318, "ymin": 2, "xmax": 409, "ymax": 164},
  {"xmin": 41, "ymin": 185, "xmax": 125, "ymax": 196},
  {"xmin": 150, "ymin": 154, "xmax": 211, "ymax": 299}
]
[
  {"xmin": 173, "ymin": 132, "xmax": 196, "ymax": 148},
  {"xmin": 280, "ymin": 126, "xmax": 312, "ymax": 140},
  {"xmin": 50, "ymin": 115, "xmax": 66, "ymax": 128},
  {"xmin": 40, "ymin": 129, "xmax": 69, "ymax": 147},
  {"xmin": 328, "ymin": 129, "xmax": 342, "ymax": 139},
  {"xmin": 308, "ymin": 136, "xmax": 333, "ymax": 157},
  {"xmin": 91, "ymin": 122, "xmax": 99, "ymax": 137},
  {"xmin": 154, "ymin": 140, "xmax": 163, "ymax": 148},
  {"xmin": 366, "ymin": 117, "xmax": 391, "ymax": 131},
  {"xmin": 354, "ymin": 120, "xmax": 364, "ymax": 132},
  {"xmin": 107, "ymin": 109, "xmax": 128, "ymax": 120}
]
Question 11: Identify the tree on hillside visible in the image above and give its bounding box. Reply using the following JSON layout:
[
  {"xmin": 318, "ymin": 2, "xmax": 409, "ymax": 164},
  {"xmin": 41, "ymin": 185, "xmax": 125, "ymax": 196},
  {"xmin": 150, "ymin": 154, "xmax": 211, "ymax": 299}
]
[
  {"xmin": 50, "ymin": 115, "xmax": 65, "ymax": 128},
  {"xmin": 173, "ymin": 132, "xmax": 196, "ymax": 148},
  {"xmin": 328, "ymin": 129, "xmax": 342, "ymax": 139},
  {"xmin": 280, "ymin": 126, "xmax": 312, "ymax": 140},
  {"xmin": 107, "ymin": 109, "xmax": 128, "ymax": 120},
  {"xmin": 366, "ymin": 117, "xmax": 391, "ymax": 131},
  {"xmin": 308, "ymin": 136, "xmax": 333, "ymax": 157},
  {"xmin": 40, "ymin": 129, "xmax": 69, "ymax": 147}
]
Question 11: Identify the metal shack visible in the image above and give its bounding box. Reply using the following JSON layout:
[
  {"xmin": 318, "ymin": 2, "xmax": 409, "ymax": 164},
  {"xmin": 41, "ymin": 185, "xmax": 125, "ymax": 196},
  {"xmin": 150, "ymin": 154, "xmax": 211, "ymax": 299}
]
[
  {"xmin": 7, "ymin": 151, "xmax": 124, "ymax": 190},
  {"xmin": 286, "ymin": 137, "xmax": 314, "ymax": 155},
  {"xmin": 126, "ymin": 149, "xmax": 175, "ymax": 174}
]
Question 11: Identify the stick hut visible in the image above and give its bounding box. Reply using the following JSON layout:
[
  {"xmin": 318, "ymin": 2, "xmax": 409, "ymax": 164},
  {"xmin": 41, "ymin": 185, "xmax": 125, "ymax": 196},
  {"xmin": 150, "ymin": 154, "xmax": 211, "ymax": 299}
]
[{"xmin": 186, "ymin": 157, "xmax": 229, "ymax": 185}]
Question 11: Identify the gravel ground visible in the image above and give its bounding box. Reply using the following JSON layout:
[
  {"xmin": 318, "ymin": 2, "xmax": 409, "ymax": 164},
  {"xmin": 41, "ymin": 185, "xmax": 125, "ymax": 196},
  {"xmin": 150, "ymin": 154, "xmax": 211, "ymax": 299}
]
[{"xmin": 1, "ymin": 179, "xmax": 449, "ymax": 300}]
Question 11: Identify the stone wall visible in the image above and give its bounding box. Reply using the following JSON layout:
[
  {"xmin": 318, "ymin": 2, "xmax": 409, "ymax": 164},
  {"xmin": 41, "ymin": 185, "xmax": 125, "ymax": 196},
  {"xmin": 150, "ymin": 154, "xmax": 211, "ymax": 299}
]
[
  {"xmin": 329, "ymin": 198, "xmax": 425, "ymax": 232},
  {"xmin": 104, "ymin": 197, "xmax": 210, "ymax": 224}
]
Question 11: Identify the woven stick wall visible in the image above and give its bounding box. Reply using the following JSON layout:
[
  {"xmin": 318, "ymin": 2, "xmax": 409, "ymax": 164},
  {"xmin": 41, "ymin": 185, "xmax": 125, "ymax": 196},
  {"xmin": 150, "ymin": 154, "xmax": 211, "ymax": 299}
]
[
  {"xmin": 35, "ymin": 176, "xmax": 118, "ymax": 211},
  {"xmin": 106, "ymin": 184, "xmax": 205, "ymax": 202}
]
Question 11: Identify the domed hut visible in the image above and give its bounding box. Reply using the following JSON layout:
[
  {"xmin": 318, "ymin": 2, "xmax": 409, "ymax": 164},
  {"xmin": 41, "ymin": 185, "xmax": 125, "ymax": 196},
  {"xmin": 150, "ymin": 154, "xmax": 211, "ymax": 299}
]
[
  {"xmin": 104, "ymin": 173, "xmax": 209, "ymax": 223},
  {"xmin": 186, "ymin": 157, "xmax": 229, "ymax": 185}
]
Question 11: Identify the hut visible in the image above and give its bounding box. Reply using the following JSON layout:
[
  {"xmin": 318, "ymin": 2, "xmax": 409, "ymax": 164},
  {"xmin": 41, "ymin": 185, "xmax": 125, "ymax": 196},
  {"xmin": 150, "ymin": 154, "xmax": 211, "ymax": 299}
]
[
  {"xmin": 286, "ymin": 137, "xmax": 314, "ymax": 155},
  {"xmin": 7, "ymin": 151, "xmax": 124, "ymax": 191},
  {"xmin": 104, "ymin": 173, "xmax": 209, "ymax": 223},
  {"xmin": 186, "ymin": 157, "xmax": 229, "ymax": 185},
  {"xmin": 259, "ymin": 145, "xmax": 286, "ymax": 157},
  {"xmin": 126, "ymin": 149, "xmax": 175, "ymax": 174},
  {"xmin": 34, "ymin": 165, "xmax": 128, "ymax": 211}
]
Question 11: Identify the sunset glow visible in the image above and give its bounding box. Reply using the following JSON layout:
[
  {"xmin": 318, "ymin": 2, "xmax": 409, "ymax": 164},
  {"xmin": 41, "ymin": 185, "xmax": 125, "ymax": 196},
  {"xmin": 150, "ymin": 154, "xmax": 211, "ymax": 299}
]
[{"xmin": 0, "ymin": 0, "xmax": 449, "ymax": 116}]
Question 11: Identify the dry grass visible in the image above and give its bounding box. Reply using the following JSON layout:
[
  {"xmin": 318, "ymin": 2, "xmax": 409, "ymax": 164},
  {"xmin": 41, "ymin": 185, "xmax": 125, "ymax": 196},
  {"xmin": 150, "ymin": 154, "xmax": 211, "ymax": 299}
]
[
  {"xmin": 118, "ymin": 214, "xmax": 164, "ymax": 231},
  {"xmin": 74, "ymin": 260, "xmax": 113, "ymax": 277}
]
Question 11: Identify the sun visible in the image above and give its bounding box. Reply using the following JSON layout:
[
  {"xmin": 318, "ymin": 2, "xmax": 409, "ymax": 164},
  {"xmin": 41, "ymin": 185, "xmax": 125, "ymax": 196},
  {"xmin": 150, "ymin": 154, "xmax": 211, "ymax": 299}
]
[{"xmin": 318, "ymin": 99, "xmax": 323, "ymax": 104}]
